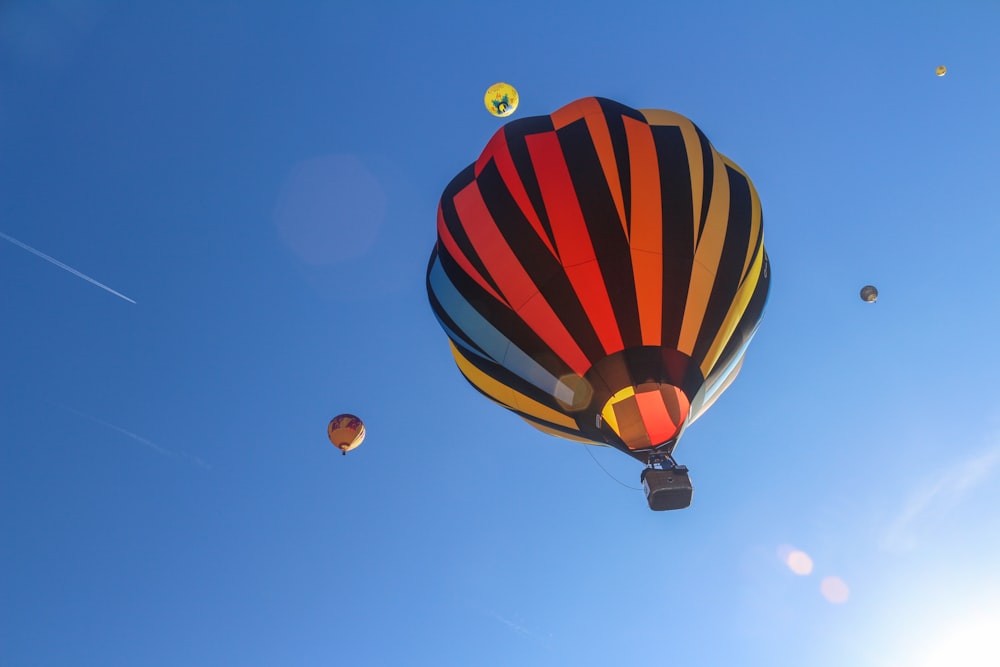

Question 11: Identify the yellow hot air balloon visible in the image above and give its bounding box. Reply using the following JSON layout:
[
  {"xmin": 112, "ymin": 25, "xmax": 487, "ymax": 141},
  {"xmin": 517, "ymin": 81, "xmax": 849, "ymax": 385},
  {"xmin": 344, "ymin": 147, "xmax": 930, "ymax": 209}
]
[
  {"xmin": 484, "ymin": 82, "xmax": 519, "ymax": 118},
  {"xmin": 328, "ymin": 414, "xmax": 365, "ymax": 455},
  {"xmin": 936, "ymin": 65, "xmax": 947, "ymax": 77}
]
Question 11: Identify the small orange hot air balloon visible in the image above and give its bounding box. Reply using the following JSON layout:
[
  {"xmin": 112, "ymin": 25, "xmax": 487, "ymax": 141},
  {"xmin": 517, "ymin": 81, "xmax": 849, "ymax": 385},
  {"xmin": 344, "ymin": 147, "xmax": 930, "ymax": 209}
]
[{"xmin": 328, "ymin": 414, "xmax": 365, "ymax": 455}]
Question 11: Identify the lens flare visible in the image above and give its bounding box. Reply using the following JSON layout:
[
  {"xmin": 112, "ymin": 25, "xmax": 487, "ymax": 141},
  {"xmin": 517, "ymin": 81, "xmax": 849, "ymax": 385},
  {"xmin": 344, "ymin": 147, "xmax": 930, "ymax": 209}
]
[
  {"xmin": 786, "ymin": 550, "xmax": 814, "ymax": 575},
  {"xmin": 776, "ymin": 544, "xmax": 814, "ymax": 575},
  {"xmin": 820, "ymin": 576, "xmax": 850, "ymax": 604}
]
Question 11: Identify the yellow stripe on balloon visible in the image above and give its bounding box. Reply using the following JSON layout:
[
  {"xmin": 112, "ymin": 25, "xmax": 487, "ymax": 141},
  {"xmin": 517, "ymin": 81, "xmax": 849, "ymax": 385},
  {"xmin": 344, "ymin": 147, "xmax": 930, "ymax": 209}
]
[
  {"xmin": 677, "ymin": 149, "xmax": 731, "ymax": 355},
  {"xmin": 450, "ymin": 342, "xmax": 580, "ymax": 430},
  {"xmin": 699, "ymin": 245, "xmax": 764, "ymax": 377}
]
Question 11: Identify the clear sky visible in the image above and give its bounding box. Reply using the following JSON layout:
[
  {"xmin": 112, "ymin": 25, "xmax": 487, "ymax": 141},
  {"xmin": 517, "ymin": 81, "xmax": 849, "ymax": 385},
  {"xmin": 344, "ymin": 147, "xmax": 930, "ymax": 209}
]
[{"xmin": 2, "ymin": 2, "xmax": 999, "ymax": 665}]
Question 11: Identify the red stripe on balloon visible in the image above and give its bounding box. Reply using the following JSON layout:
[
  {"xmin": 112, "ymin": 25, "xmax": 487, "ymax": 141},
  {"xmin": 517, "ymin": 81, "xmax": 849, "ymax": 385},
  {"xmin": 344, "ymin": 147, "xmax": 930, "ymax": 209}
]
[
  {"xmin": 475, "ymin": 128, "xmax": 557, "ymax": 257},
  {"xmin": 634, "ymin": 388, "xmax": 685, "ymax": 447},
  {"xmin": 452, "ymin": 181, "xmax": 591, "ymax": 375},
  {"xmin": 437, "ymin": 204, "xmax": 508, "ymax": 307},
  {"xmin": 525, "ymin": 131, "xmax": 624, "ymax": 355}
]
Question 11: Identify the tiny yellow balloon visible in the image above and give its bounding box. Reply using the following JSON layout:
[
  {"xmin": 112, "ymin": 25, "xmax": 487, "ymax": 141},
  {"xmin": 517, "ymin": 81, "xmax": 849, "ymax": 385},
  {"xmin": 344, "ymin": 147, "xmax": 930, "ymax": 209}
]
[
  {"xmin": 484, "ymin": 82, "xmax": 519, "ymax": 118},
  {"xmin": 936, "ymin": 65, "xmax": 947, "ymax": 77}
]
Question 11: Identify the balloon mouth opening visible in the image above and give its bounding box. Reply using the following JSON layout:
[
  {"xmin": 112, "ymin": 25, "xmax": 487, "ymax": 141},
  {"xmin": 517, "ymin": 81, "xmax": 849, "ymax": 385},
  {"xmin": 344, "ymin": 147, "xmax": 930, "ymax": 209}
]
[{"xmin": 600, "ymin": 383, "xmax": 690, "ymax": 451}]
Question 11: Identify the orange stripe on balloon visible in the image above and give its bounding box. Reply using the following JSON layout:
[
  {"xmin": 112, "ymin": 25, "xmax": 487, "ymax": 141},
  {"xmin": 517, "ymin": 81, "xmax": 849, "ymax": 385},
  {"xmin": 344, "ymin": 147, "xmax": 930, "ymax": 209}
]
[
  {"xmin": 475, "ymin": 128, "xmax": 557, "ymax": 257},
  {"xmin": 678, "ymin": 150, "xmax": 730, "ymax": 356},
  {"xmin": 638, "ymin": 108, "xmax": 703, "ymax": 252},
  {"xmin": 623, "ymin": 116, "xmax": 663, "ymax": 345},
  {"xmin": 549, "ymin": 96, "xmax": 595, "ymax": 129},
  {"xmin": 525, "ymin": 131, "xmax": 624, "ymax": 355},
  {"xmin": 437, "ymin": 204, "xmax": 508, "ymax": 307},
  {"xmin": 452, "ymin": 181, "xmax": 591, "ymax": 375}
]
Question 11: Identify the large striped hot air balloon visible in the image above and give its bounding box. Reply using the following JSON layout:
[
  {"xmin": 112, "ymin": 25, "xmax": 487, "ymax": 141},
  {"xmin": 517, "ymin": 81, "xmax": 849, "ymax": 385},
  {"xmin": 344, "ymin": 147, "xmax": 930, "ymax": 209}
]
[{"xmin": 426, "ymin": 97, "xmax": 770, "ymax": 509}]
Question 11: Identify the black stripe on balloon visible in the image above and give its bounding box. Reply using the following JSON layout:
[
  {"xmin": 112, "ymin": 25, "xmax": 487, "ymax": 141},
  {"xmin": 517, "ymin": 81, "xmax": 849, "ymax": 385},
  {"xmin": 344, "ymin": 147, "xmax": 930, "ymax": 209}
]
[
  {"xmin": 434, "ymin": 242, "xmax": 577, "ymax": 382},
  {"xmin": 609, "ymin": 109, "xmax": 634, "ymax": 232},
  {"xmin": 705, "ymin": 307, "xmax": 751, "ymax": 386},
  {"xmin": 427, "ymin": 295, "xmax": 487, "ymax": 361},
  {"xmin": 711, "ymin": 256, "xmax": 770, "ymax": 382},
  {"xmin": 662, "ymin": 386, "xmax": 684, "ymax": 425},
  {"xmin": 740, "ymin": 250, "xmax": 770, "ymax": 337},
  {"xmin": 557, "ymin": 117, "xmax": 642, "ymax": 350},
  {"xmin": 426, "ymin": 251, "xmax": 490, "ymax": 359},
  {"xmin": 474, "ymin": 158, "xmax": 607, "ymax": 366},
  {"xmin": 706, "ymin": 249, "xmax": 770, "ymax": 381},
  {"xmin": 691, "ymin": 165, "xmax": 755, "ymax": 365},
  {"xmin": 741, "ymin": 209, "xmax": 764, "ymax": 284},
  {"xmin": 702, "ymin": 342, "xmax": 739, "ymax": 390},
  {"xmin": 651, "ymin": 124, "xmax": 695, "ymax": 348},
  {"xmin": 694, "ymin": 125, "xmax": 715, "ymax": 245},
  {"xmin": 500, "ymin": 115, "xmax": 559, "ymax": 257},
  {"xmin": 516, "ymin": 414, "xmax": 591, "ymax": 442},
  {"xmin": 439, "ymin": 165, "xmax": 506, "ymax": 301}
]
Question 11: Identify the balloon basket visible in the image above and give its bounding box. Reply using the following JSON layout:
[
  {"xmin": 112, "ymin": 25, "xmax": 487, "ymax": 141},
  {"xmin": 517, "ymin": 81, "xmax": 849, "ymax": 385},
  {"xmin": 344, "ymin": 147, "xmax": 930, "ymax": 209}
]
[{"xmin": 641, "ymin": 466, "xmax": 693, "ymax": 511}]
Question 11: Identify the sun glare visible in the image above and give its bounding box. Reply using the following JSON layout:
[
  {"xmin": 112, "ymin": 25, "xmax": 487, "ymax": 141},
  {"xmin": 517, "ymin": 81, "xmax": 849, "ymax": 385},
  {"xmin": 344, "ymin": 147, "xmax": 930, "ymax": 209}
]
[{"xmin": 910, "ymin": 613, "xmax": 1000, "ymax": 667}]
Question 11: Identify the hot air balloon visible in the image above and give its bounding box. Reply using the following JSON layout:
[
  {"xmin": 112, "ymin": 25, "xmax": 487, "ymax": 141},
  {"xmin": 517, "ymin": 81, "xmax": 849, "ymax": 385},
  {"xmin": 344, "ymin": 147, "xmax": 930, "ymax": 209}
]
[
  {"xmin": 936, "ymin": 65, "xmax": 947, "ymax": 77},
  {"xmin": 426, "ymin": 97, "xmax": 770, "ymax": 510},
  {"xmin": 860, "ymin": 285, "xmax": 878, "ymax": 303},
  {"xmin": 328, "ymin": 414, "xmax": 365, "ymax": 455},
  {"xmin": 484, "ymin": 82, "xmax": 519, "ymax": 118}
]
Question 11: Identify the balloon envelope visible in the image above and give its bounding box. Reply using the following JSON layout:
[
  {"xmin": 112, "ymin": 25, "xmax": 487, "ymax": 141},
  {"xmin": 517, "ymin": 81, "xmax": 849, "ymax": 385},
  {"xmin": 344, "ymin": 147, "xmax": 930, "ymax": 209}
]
[
  {"xmin": 328, "ymin": 414, "xmax": 365, "ymax": 454},
  {"xmin": 427, "ymin": 97, "xmax": 769, "ymax": 462},
  {"xmin": 860, "ymin": 285, "xmax": 878, "ymax": 302}
]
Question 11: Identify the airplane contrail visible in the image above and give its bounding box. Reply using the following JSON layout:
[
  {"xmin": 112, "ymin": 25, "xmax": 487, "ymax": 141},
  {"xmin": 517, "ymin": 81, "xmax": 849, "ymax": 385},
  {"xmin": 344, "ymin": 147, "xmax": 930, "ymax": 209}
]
[
  {"xmin": 0, "ymin": 230, "xmax": 136, "ymax": 304},
  {"xmin": 56, "ymin": 402, "xmax": 211, "ymax": 470},
  {"xmin": 881, "ymin": 441, "xmax": 1000, "ymax": 552}
]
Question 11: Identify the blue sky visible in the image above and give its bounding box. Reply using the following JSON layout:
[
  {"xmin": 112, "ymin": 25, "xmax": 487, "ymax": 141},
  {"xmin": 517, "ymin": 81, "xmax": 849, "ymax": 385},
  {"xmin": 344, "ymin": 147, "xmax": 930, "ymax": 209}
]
[{"xmin": 2, "ymin": 1, "xmax": 999, "ymax": 665}]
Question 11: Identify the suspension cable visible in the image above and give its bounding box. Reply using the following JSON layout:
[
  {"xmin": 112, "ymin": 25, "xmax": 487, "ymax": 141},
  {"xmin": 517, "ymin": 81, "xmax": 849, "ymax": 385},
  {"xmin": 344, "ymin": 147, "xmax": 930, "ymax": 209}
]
[{"xmin": 582, "ymin": 445, "xmax": 643, "ymax": 491}]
